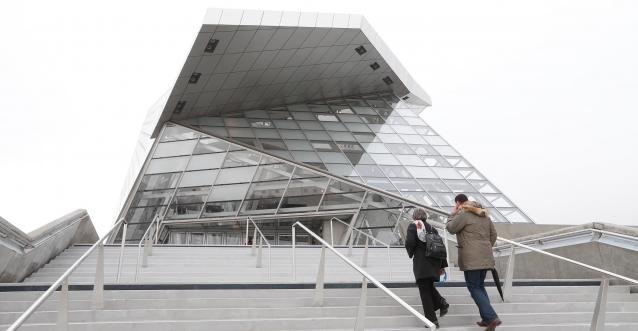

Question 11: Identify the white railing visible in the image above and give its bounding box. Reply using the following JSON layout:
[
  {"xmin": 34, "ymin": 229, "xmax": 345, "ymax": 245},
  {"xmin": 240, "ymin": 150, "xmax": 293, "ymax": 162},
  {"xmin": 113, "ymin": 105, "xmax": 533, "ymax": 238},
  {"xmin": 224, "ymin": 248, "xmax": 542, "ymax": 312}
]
[
  {"xmin": 245, "ymin": 217, "xmax": 272, "ymax": 280},
  {"xmin": 134, "ymin": 214, "xmax": 161, "ymax": 282},
  {"xmin": 8, "ymin": 218, "xmax": 127, "ymax": 331},
  {"xmin": 329, "ymin": 217, "xmax": 392, "ymax": 279},
  {"xmin": 292, "ymin": 221, "xmax": 438, "ymax": 330}
]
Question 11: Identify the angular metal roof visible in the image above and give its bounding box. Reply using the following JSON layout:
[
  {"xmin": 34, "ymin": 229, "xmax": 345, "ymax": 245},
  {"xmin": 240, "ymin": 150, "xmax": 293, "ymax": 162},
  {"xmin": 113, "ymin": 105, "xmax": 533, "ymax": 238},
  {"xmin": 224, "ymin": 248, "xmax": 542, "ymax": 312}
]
[{"xmin": 152, "ymin": 9, "xmax": 431, "ymax": 137}]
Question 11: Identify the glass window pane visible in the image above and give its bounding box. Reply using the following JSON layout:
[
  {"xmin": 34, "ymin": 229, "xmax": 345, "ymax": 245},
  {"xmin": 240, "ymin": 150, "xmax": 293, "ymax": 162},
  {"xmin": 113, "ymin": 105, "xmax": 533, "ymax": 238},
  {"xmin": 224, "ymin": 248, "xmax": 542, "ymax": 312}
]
[
  {"xmin": 160, "ymin": 125, "xmax": 200, "ymax": 142},
  {"xmin": 410, "ymin": 145, "xmax": 438, "ymax": 156},
  {"xmin": 329, "ymin": 131, "xmax": 356, "ymax": 142},
  {"xmin": 147, "ymin": 156, "xmax": 189, "ymax": 174},
  {"xmin": 470, "ymin": 180, "xmax": 500, "ymax": 194},
  {"xmin": 316, "ymin": 114, "xmax": 338, "ymax": 122},
  {"xmin": 369, "ymin": 153, "xmax": 400, "ymax": 165},
  {"xmin": 353, "ymin": 133, "xmax": 377, "ymax": 142},
  {"xmin": 318, "ymin": 152, "xmax": 349, "ymax": 164},
  {"xmin": 325, "ymin": 163, "xmax": 359, "ymax": 177},
  {"xmin": 406, "ymin": 166, "xmax": 437, "ymax": 179},
  {"xmin": 433, "ymin": 167, "xmax": 463, "ymax": 179},
  {"xmin": 377, "ymin": 133, "xmax": 403, "ymax": 144},
  {"xmin": 298, "ymin": 121, "xmax": 323, "ymax": 130},
  {"xmin": 311, "ymin": 141, "xmax": 338, "ymax": 151},
  {"xmin": 194, "ymin": 138, "xmax": 229, "ymax": 154},
  {"xmin": 386, "ymin": 144, "xmax": 414, "ymax": 155},
  {"xmin": 285, "ymin": 140, "xmax": 313, "ymax": 151},
  {"xmin": 346, "ymin": 152, "xmax": 375, "ymax": 165},
  {"xmin": 253, "ymin": 163, "xmax": 294, "ymax": 182},
  {"xmin": 418, "ymin": 179, "xmax": 449, "ymax": 192},
  {"xmin": 321, "ymin": 122, "xmax": 348, "ymax": 131},
  {"xmin": 215, "ymin": 166, "xmax": 258, "ymax": 185},
  {"xmin": 273, "ymin": 120, "xmax": 299, "ymax": 129},
  {"xmin": 361, "ymin": 143, "xmax": 389, "ymax": 153},
  {"xmin": 187, "ymin": 153, "xmax": 225, "ymax": 170},
  {"xmin": 254, "ymin": 129, "xmax": 280, "ymax": 139},
  {"xmin": 292, "ymin": 151, "xmax": 321, "ymax": 163},
  {"xmin": 361, "ymin": 193, "xmax": 402, "ymax": 209},
  {"xmin": 228, "ymin": 128, "xmax": 255, "ymax": 138},
  {"xmin": 291, "ymin": 112, "xmax": 315, "ymax": 120},
  {"xmin": 396, "ymin": 154, "xmax": 426, "ymax": 166},
  {"xmin": 131, "ymin": 189, "xmax": 173, "ymax": 207},
  {"xmin": 364, "ymin": 178, "xmax": 398, "ymax": 192},
  {"xmin": 224, "ymin": 118, "xmax": 250, "ymax": 127},
  {"xmin": 209, "ymin": 183, "xmax": 250, "ymax": 201},
  {"xmin": 401, "ymin": 135, "xmax": 426, "ymax": 144},
  {"xmin": 345, "ymin": 123, "xmax": 371, "ymax": 132},
  {"xmin": 380, "ymin": 165, "xmax": 412, "ymax": 178},
  {"xmin": 425, "ymin": 136, "xmax": 447, "ymax": 145},
  {"xmin": 444, "ymin": 179, "xmax": 476, "ymax": 192},
  {"xmin": 354, "ymin": 164, "xmax": 384, "ymax": 177},
  {"xmin": 391, "ymin": 178, "xmax": 423, "ymax": 192},
  {"xmin": 139, "ymin": 173, "xmax": 180, "ymax": 190},
  {"xmin": 279, "ymin": 129, "xmax": 305, "ymax": 139},
  {"xmin": 434, "ymin": 145, "xmax": 460, "ymax": 156},
  {"xmin": 154, "ymin": 140, "xmax": 198, "ymax": 158},
  {"xmin": 223, "ymin": 150, "xmax": 261, "ymax": 168},
  {"xmin": 337, "ymin": 114, "xmax": 362, "ymax": 123},
  {"xmin": 260, "ymin": 140, "xmax": 286, "ymax": 151},
  {"xmin": 179, "ymin": 169, "xmax": 218, "ymax": 187},
  {"xmin": 367, "ymin": 124, "xmax": 394, "ymax": 133},
  {"xmin": 305, "ymin": 131, "xmax": 330, "ymax": 140}
]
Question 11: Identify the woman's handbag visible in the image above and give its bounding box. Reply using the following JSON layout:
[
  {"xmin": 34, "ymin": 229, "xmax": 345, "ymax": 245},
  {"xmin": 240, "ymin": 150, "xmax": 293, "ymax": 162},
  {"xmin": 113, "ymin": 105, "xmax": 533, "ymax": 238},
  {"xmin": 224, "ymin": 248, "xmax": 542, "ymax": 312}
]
[{"xmin": 420, "ymin": 230, "xmax": 447, "ymax": 260}]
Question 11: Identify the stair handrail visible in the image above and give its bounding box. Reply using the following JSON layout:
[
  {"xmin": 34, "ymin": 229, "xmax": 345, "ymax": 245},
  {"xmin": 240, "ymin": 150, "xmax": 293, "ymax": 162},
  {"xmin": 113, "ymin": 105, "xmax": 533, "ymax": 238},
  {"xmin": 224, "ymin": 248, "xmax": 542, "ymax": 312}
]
[
  {"xmin": 134, "ymin": 214, "xmax": 161, "ymax": 282},
  {"xmin": 246, "ymin": 217, "xmax": 272, "ymax": 280},
  {"xmin": 329, "ymin": 217, "xmax": 392, "ymax": 279},
  {"xmin": 7, "ymin": 218, "xmax": 126, "ymax": 331},
  {"xmin": 493, "ymin": 228, "xmax": 638, "ymax": 251},
  {"xmin": 496, "ymin": 236, "xmax": 638, "ymax": 286},
  {"xmin": 292, "ymin": 221, "xmax": 438, "ymax": 330}
]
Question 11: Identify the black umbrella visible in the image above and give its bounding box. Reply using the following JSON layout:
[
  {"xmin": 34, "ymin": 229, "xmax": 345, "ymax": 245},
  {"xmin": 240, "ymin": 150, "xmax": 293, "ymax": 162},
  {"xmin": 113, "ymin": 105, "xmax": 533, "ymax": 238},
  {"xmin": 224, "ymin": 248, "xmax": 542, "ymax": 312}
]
[{"xmin": 490, "ymin": 268, "xmax": 505, "ymax": 302}]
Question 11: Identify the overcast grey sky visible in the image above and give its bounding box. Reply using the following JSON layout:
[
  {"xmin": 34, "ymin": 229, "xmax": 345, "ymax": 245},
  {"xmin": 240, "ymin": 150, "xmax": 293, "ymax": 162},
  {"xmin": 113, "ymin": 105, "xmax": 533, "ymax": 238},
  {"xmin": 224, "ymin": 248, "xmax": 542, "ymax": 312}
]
[{"xmin": 1, "ymin": 0, "xmax": 636, "ymax": 235}]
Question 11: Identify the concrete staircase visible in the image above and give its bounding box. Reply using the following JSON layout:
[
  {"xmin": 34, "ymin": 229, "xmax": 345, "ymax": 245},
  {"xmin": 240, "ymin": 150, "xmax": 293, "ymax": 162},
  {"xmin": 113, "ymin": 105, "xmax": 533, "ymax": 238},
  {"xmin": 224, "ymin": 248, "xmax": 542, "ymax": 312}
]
[
  {"xmin": 22, "ymin": 245, "xmax": 466, "ymax": 284},
  {"xmin": 2, "ymin": 245, "xmax": 637, "ymax": 330}
]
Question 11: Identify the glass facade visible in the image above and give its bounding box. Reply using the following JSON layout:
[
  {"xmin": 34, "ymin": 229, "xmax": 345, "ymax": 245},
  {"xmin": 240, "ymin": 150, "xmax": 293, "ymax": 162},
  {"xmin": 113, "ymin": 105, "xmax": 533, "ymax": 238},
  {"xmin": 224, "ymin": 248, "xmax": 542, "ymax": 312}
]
[{"xmin": 116, "ymin": 93, "xmax": 532, "ymax": 244}]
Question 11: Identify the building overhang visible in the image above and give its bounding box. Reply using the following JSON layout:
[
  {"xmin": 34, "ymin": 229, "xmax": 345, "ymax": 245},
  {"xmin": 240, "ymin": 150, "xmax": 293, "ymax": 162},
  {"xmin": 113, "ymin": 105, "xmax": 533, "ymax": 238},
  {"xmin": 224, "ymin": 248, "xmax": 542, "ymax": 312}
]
[{"xmin": 151, "ymin": 9, "xmax": 432, "ymax": 138}]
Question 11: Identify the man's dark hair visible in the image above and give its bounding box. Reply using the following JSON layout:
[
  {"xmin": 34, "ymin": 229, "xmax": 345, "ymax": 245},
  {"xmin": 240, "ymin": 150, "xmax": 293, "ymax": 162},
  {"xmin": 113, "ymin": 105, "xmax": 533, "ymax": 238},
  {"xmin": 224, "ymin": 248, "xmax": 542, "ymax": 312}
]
[{"xmin": 454, "ymin": 194, "xmax": 468, "ymax": 204}]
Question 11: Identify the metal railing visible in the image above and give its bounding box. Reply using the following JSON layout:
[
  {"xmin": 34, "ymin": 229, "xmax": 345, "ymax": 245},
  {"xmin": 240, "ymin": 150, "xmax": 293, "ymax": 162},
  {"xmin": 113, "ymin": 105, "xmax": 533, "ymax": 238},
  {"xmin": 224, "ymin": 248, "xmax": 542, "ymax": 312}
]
[
  {"xmin": 245, "ymin": 217, "xmax": 272, "ymax": 280},
  {"xmin": 292, "ymin": 221, "xmax": 438, "ymax": 330},
  {"xmin": 495, "ymin": 235, "xmax": 638, "ymax": 331},
  {"xmin": 134, "ymin": 214, "xmax": 161, "ymax": 282},
  {"xmin": 8, "ymin": 218, "xmax": 127, "ymax": 331},
  {"xmin": 493, "ymin": 228, "xmax": 638, "ymax": 252},
  {"xmin": 329, "ymin": 217, "xmax": 392, "ymax": 279}
]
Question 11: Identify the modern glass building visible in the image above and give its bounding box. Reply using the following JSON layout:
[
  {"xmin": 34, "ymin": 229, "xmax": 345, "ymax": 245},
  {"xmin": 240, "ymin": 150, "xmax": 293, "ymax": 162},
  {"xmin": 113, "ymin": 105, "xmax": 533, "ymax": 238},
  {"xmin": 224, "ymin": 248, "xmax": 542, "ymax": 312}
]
[{"xmin": 112, "ymin": 9, "xmax": 533, "ymax": 246}]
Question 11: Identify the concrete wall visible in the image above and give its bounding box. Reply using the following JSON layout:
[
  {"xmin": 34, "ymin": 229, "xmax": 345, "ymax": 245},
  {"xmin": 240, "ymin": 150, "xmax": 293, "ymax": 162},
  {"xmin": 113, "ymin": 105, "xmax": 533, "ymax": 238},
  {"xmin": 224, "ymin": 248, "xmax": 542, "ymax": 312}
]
[{"xmin": 0, "ymin": 210, "xmax": 98, "ymax": 283}]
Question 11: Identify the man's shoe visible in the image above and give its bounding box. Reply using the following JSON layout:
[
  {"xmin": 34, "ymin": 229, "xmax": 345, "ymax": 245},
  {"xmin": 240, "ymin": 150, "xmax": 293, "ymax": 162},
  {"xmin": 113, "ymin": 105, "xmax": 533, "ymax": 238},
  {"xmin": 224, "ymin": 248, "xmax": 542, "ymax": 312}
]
[
  {"xmin": 439, "ymin": 300, "xmax": 449, "ymax": 317},
  {"xmin": 484, "ymin": 318, "xmax": 502, "ymax": 331},
  {"xmin": 476, "ymin": 321, "xmax": 488, "ymax": 327}
]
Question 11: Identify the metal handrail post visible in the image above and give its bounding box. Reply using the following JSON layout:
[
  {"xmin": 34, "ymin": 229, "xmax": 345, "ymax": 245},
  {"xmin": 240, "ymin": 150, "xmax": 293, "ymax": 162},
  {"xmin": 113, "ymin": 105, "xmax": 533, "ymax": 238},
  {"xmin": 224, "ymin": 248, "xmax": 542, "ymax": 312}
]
[
  {"xmin": 135, "ymin": 215, "xmax": 159, "ymax": 282},
  {"xmin": 251, "ymin": 227, "xmax": 257, "ymax": 256},
  {"xmin": 115, "ymin": 221, "xmax": 127, "ymax": 283},
  {"xmin": 314, "ymin": 245, "xmax": 326, "ymax": 306},
  {"xmin": 56, "ymin": 278, "xmax": 69, "ymax": 331},
  {"xmin": 330, "ymin": 219, "xmax": 334, "ymax": 246},
  {"xmin": 503, "ymin": 244, "xmax": 516, "ymax": 302},
  {"xmin": 590, "ymin": 278, "xmax": 609, "ymax": 331},
  {"xmin": 256, "ymin": 237, "xmax": 263, "ymax": 268},
  {"xmin": 91, "ymin": 243, "xmax": 105, "ymax": 309},
  {"xmin": 362, "ymin": 237, "xmax": 369, "ymax": 268},
  {"xmin": 8, "ymin": 218, "xmax": 124, "ymax": 331},
  {"xmin": 354, "ymin": 277, "xmax": 368, "ymax": 331},
  {"xmin": 245, "ymin": 219, "xmax": 249, "ymax": 245},
  {"xmin": 292, "ymin": 222, "xmax": 437, "ymax": 329},
  {"xmin": 292, "ymin": 225, "xmax": 296, "ymax": 281}
]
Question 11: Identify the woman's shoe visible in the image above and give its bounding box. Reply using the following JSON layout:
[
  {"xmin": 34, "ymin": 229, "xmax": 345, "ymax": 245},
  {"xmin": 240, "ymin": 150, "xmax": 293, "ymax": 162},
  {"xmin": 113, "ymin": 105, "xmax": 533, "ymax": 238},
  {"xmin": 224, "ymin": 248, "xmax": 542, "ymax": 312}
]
[
  {"xmin": 439, "ymin": 298, "xmax": 449, "ymax": 317},
  {"xmin": 424, "ymin": 321, "xmax": 440, "ymax": 328}
]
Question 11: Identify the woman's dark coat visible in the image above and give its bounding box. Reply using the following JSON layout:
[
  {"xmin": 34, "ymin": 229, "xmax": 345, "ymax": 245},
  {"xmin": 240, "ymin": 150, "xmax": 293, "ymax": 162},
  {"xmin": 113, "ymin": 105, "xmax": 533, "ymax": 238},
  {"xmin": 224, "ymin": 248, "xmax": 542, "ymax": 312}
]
[{"xmin": 405, "ymin": 222, "xmax": 448, "ymax": 280}]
